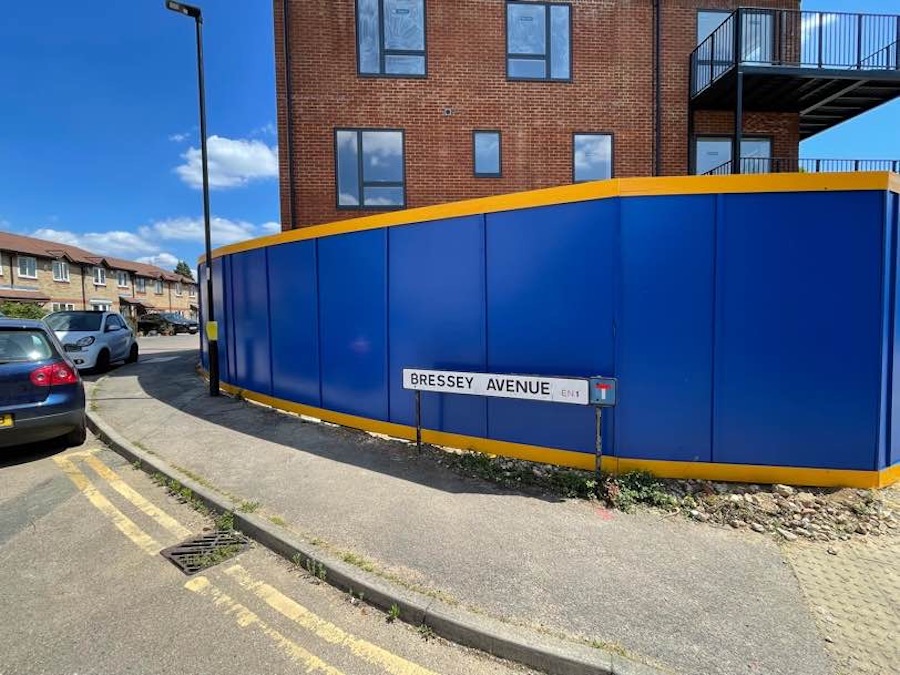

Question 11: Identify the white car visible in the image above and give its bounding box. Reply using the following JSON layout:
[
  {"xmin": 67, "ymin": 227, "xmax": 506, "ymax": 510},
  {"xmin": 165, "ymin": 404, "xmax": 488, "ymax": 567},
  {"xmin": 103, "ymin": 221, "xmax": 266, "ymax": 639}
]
[{"xmin": 45, "ymin": 311, "xmax": 139, "ymax": 371}]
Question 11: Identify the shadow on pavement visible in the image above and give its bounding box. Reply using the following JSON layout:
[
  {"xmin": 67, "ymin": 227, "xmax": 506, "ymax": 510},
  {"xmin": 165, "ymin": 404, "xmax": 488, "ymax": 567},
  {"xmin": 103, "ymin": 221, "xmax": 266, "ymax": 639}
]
[
  {"xmin": 100, "ymin": 348, "xmax": 566, "ymax": 502},
  {"xmin": 0, "ymin": 436, "xmax": 76, "ymax": 470}
]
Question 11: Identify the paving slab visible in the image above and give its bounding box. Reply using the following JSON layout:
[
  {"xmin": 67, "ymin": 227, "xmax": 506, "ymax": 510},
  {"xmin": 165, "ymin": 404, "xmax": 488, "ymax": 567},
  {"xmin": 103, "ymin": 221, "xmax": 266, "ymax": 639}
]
[{"xmin": 90, "ymin": 348, "xmax": 836, "ymax": 675}]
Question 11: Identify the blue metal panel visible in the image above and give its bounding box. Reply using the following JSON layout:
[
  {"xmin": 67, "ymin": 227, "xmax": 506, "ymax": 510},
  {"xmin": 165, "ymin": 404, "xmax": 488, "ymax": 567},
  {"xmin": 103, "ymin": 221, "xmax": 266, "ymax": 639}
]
[
  {"xmin": 198, "ymin": 262, "xmax": 208, "ymax": 370},
  {"xmin": 210, "ymin": 256, "xmax": 230, "ymax": 384},
  {"xmin": 229, "ymin": 249, "xmax": 272, "ymax": 395},
  {"xmin": 268, "ymin": 240, "xmax": 321, "ymax": 406},
  {"xmin": 225, "ymin": 255, "xmax": 238, "ymax": 386},
  {"xmin": 889, "ymin": 192, "xmax": 900, "ymax": 469},
  {"xmin": 318, "ymin": 230, "xmax": 389, "ymax": 420},
  {"xmin": 617, "ymin": 195, "xmax": 716, "ymax": 462},
  {"xmin": 388, "ymin": 216, "xmax": 487, "ymax": 437},
  {"xmin": 714, "ymin": 191, "xmax": 884, "ymax": 470},
  {"xmin": 485, "ymin": 200, "xmax": 616, "ymax": 453}
]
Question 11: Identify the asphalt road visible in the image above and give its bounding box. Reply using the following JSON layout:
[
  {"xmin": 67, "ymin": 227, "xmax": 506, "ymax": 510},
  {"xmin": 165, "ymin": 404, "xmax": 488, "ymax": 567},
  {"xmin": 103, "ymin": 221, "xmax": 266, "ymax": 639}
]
[{"xmin": 0, "ymin": 335, "xmax": 533, "ymax": 675}]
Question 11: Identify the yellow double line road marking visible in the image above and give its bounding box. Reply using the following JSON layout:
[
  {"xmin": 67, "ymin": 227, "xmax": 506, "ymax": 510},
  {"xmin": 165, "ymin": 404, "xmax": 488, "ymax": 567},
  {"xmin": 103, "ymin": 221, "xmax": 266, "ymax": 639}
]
[
  {"xmin": 185, "ymin": 576, "xmax": 344, "ymax": 675},
  {"xmin": 225, "ymin": 564, "xmax": 440, "ymax": 675},
  {"xmin": 54, "ymin": 450, "xmax": 439, "ymax": 675}
]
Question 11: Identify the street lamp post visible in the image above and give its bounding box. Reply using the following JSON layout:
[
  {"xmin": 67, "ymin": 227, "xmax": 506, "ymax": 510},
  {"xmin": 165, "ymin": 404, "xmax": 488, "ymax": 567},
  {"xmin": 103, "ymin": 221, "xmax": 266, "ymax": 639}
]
[{"xmin": 165, "ymin": 0, "xmax": 219, "ymax": 397}]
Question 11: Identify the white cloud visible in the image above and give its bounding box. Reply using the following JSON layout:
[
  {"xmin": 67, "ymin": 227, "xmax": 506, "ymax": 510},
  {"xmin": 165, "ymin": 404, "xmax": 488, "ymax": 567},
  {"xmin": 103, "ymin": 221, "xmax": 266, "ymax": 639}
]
[
  {"xmin": 137, "ymin": 252, "xmax": 180, "ymax": 269},
  {"xmin": 169, "ymin": 132, "xmax": 189, "ymax": 143},
  {"xmin": 175, "ymin": 135, "xmax": 278, "ymax": 189},
  {"xmin": 251, "ymin": 122, "xmax": 277, "ymax": 137},
  {"xmin": 24, "ymin": 216, "xmax": 278, "ymax": 273},
  {"xmin": 32, "ymin": 227, "xmax": 160, "ymax": 257},
  {"xmin": 140, "ymin": 216, "xmax": 261, "ymax": 248}
]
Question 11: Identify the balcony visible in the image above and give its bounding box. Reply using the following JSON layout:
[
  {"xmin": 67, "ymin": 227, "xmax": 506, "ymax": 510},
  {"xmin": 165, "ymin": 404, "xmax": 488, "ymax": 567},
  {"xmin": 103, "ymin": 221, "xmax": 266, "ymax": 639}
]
[
  {"xmin": 690, "ymin": 9, "xmax": 900, "ymax": 139},
  {"xmin": 702, "ymin": 157, "xmax": 900, "ymax": 176}
]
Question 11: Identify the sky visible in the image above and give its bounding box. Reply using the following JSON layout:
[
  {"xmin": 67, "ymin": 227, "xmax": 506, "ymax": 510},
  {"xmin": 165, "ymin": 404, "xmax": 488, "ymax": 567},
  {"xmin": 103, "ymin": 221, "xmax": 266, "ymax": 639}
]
[{"xmin": 0, "ymin": 0, "xmax": 898, "ymax": 273}]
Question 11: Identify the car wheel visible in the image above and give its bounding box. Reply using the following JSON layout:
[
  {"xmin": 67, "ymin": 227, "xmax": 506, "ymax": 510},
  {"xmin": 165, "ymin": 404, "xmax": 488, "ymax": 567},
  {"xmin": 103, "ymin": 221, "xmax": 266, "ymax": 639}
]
[
  {"xmin": 126, "ymin": 343, "xmax": 139, "ymax": 364},
  {"xmin": 64, "ymin": 418, "xmax": 87, "ymax": 447},
  {"xmin": 96, "ymin": 349, "xmax": 111, "ymax": 373}
]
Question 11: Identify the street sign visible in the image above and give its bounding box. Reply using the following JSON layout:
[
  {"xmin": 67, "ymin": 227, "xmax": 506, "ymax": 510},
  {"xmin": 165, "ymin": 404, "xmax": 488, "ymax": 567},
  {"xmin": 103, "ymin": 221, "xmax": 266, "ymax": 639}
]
[
  {"xmin": 589, "ymin": 376, "xmax": 618, "ymax": 407},
  {"xmin": 402, "ymin": 369, "xmax": 590, "ymax": 405}
]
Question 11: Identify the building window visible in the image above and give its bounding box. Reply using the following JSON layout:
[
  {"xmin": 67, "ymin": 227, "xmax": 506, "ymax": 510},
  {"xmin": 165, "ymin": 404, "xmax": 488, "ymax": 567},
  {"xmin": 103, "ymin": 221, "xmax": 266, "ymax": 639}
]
[
  {"xmin": 573, "ymin": 133, "xmax": 613, "ymax": 182},
  {"xmin": 136, "ymin": 277, "xmax": 146, "ymax": 293},
  {"xmin": 93, "ymin": 266, "xmax": 106, "ymax": 286},
  {"xmin": 17, "ymin": 256, "xmax": 37, "ymax": 279},
  {"xmin": 506, "ymin": 2, "xmax": 571, "ymax": 81},
  {"xmin": 357, "ymin": 0, "xmax": 426, "ymax": 77},
  {"xmin": 91, "ymin": 301, "xmax": 111, "ymax": 312},
  {"xmin": 51, "ymin": 302, "xmax": 76, "ymax": 312},
  {"xmin": 175, "ymin": 282, "xmax": 183, "ymax": 296},
  {"xmin": 473, "ymin": 131, "xmax": 502, "ymax": 177},
  {"xmin": 694, "ymin": 136, "xmax": 772, "ymax": 175},
  {"xmin": 189, "ymin": 285, "xmax": 197, "ymax": 297},
  {"xmin": 336, "ymin": 129, "xmax": 405, "ymax": 209},
  {"xmin": 116, "ymin": 271, "xmax": 129, "ymax": 288},
  {"xmin": 154, "ymin": 280, "xmax": 164, "ymax": 295},
  {"xmin": 53, "ymin": 260, "xmax": 70, "ymax": 282}
]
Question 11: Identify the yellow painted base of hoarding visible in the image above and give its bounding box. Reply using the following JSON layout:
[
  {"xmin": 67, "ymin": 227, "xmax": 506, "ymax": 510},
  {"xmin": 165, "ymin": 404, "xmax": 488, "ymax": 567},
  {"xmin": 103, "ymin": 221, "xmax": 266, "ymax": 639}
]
[{"xmin": 212, "ymin": 378, "xmax": 899, "ymax": 490}]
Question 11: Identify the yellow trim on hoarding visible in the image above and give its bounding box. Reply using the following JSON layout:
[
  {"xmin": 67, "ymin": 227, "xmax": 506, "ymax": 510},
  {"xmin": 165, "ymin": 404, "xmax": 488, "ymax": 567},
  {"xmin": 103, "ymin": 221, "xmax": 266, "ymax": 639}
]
[
  {"xmin": 216, "ymin": 380, "xmax": 898, "ymax": 489},
  {"xmin": 201, "ymin": 172, "xmax": 898, "ymax": 263}
]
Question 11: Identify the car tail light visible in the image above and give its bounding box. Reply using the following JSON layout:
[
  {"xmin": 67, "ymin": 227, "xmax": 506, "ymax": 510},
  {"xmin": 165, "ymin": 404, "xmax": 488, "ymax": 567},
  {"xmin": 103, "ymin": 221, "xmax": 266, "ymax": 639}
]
[{"xmin": 30, "ymin": 362, "xmax": 80, "ymax": 387}]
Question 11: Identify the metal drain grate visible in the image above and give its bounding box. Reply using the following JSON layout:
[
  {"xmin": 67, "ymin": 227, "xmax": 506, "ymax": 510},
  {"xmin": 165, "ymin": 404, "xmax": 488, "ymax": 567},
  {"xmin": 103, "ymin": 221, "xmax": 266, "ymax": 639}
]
[{"xmin": 160, "ymin": 530, "xmax": 250, "ymax": 575}]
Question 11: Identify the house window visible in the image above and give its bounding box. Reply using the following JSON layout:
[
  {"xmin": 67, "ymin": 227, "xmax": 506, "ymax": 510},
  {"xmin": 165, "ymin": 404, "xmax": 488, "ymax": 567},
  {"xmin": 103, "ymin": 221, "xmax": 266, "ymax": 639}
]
[
  {"xmin": 53, "ymin": 260, "xmax": 70, "ymax": 282},
  {"xmin": 573, "ymin": 133, "xmax": 613, "ymax": 182},
  {"xmin": 136, "ymin": 277, "xmax": 146, "ymax": 293},
  {"xmin": 93, "ymin": 267, "xmax": 106, "ymax": 286},
  {"xmin": 336, "ymin": 129, "xmax": 405, "ymax": 209},
  {"xmin": 51, "ymin": 303, "xmax": 76, "ymax": 312},
  {"xmin": 116, "ymin": 271, "xmax": 129, "ymax": 288},
  {"xmin": 175, "ymin": 282, "xmax": 183, "ymax": 296},
  {"xmin": 506, "ymin": 2, "xmax": 571, "ymax": 81},
  {"xmin": 473, "ymin": 131, "xmax": 502, "ymax": 177},
  {"xmin": 17, "ymin": 256, "xmax": 37, "ymax": 279},
  {"xmin": 91, "ymin": 301, "xmax": 111, "ymax": 312},
  {"xmin": 154, "ymin": 280, "xmax": 164, "ymax": 295},
  {"xmin": 357, "ymin": 0, "xmax": 426, "ymax": 76},
  {"xmin": 189, "ymin": 285, "xmax": 197, "ymax": 297},
  {"xmin": 694, "ymin": 136, "xmax": 772, "ymax": 175}
]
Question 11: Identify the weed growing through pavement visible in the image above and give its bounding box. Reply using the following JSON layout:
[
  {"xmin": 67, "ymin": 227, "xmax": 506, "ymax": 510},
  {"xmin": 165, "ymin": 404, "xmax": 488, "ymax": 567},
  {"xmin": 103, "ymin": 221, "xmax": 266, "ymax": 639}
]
[
  {"xmin": 238, "ymin": 500, "xmax": 260, "ymax": 513},
  {"xmin": 131, "ymin": 460, "xmax": 142, "ymax": 471},
  {"xmin": 341, "ymin": 552, "xmax": 376, "ymax": 573},
  {"xmin": 305, "ymin": 558, "xmax": 327, "ymax": 581},
  {"xmin": 387, "ymin": 604, "xmax": 400, "ymax": 623},
  {"xmin": 215, "ymin": 510, "xmax": 235, "ymax": 531},
  {"xmin": 417, "ymin": 624, "xmax": 435, "ymax": 641},
  {"xmin": 268, "ymin": 515, "xmax": 287, "ymax": 527},
  {"xmin": 598, "ymin": 471, "xmax": 679, "ymax": 513}
]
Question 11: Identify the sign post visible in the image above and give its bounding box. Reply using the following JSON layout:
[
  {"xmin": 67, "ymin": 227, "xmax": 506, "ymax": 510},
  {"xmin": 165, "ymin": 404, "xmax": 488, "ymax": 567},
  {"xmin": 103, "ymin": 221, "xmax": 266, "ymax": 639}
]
[{"xmin": 403, "ymin": 369, "xmax": 618, "ymax": 466}]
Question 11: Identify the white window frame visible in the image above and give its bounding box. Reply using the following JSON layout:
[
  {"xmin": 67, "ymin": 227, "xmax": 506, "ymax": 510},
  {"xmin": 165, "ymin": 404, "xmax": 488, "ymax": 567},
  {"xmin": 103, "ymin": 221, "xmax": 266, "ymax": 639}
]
[
  {"xmin": 51, "ymin": 302, "xmax": 76, "ymax": 312},
  {"xmin": 93, "ymin": 266, "xmax": 107, "ymax": 286},
  {"xmin": 17, "ymin": 256, "xmax": 37, "ymax": 279},
  {"xmin": 136, "ymin": 277, "xmax": 147, "ymax": 292},
  {"xmin": 175, "ymin": 282, "xmax": 183, "ymax": 296},
  {"xmin": 90, "ymin": 301, "xmax": 112, "ymax": 312},
  {"xmin": 154, "ymin": 279, "xmax": 164, "ymax": 295},
  {"xmin": 53, "ymin": 260, "xmax": 70, "ymax": 282},
  {"xmin": 189, "ymin": 285, "xmax": 197, "ymax": 297},
  {"xmin": 116, "ymin": 271, "xmax": 129, "ymax": 288}
]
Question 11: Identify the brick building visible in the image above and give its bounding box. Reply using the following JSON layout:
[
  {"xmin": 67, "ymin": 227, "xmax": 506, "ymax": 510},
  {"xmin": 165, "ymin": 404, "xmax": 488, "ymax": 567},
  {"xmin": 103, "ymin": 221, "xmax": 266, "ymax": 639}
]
[
  {"xmin": 0, "ymin": 231, "xmax": 198, "ymax": 320},
  {"xmin": 274, "ymin": 0, "xmax": 900, "ymax": 228}
]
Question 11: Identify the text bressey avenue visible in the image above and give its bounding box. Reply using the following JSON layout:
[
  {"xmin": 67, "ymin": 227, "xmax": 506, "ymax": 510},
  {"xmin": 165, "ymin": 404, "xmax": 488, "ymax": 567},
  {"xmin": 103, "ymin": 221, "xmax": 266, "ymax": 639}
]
[{"xmin": 402, "ymin": 369, "xmax": 589, "ymax": 404}]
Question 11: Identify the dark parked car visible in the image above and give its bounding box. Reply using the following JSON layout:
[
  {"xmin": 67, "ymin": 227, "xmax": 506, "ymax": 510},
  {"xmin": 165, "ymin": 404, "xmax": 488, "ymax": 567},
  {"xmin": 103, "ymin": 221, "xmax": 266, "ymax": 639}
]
[
  {"xmin": 0, "ymin": 318, "xmax": 86, "ymax": 448},
  {"xmin": 138, "ymin": 312, "xmax": 199, "ymax": 335}
]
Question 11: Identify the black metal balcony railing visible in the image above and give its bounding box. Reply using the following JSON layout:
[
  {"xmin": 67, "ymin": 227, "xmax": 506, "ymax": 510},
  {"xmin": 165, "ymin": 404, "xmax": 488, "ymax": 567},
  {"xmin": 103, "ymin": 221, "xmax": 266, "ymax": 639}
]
[
  {"xmin": 691, "ymin": 9, "xmax": 900, "ymax": 96},
  {"xmin": 703, "ymin": 157, "xmax": 900, "ymax": 176}
]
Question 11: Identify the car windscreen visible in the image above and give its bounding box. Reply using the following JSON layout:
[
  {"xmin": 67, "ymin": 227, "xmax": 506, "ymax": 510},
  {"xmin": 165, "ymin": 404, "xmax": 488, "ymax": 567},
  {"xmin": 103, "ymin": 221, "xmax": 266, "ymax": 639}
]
[
  {"xmin": 45, "ymin": 312, "xmax": 103, "ymax": 332},
  {"xmin": 0, "ymin": 329, "xmax": 56, "ymax": 363}
]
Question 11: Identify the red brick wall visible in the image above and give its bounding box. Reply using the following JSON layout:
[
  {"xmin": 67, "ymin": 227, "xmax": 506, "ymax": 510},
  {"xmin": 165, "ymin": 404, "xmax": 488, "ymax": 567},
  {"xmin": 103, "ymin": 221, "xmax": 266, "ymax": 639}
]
[{"xmin": 275, "ymin": 0, "xmax": 800, "ymax": 228}]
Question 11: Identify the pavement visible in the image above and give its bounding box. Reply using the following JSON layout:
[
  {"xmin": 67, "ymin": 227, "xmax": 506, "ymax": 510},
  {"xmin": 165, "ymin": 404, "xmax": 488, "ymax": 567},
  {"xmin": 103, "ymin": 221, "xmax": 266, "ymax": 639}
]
[
  {"xmin": 84, "ymin": 335, "xmax": 899, "ymax": 674},
  {"xmin": 1, "ymin": 432, "xmax": 534, "ymax": 675}
]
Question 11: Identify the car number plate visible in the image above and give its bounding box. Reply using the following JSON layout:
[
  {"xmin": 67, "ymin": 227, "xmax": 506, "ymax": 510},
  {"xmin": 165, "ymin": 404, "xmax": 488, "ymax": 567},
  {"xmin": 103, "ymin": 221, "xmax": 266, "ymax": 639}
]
[{"xmin": 0, "ymin": 414, "xmax": 13, "ymax": 428}]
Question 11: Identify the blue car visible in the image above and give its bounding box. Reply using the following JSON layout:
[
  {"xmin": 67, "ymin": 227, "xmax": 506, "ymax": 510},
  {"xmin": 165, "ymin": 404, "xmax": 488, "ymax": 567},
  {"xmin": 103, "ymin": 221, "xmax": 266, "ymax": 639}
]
[{"xmin": 0, "ymin": 318, "xmax": 86, "ymax": 448}]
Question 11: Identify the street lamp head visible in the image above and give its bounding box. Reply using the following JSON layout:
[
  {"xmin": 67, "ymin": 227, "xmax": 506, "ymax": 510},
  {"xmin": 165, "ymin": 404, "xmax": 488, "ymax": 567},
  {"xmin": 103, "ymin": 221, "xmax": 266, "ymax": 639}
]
[{"xmin": 165, "ymin": 0, "xmax": 201, "ymax": 19}]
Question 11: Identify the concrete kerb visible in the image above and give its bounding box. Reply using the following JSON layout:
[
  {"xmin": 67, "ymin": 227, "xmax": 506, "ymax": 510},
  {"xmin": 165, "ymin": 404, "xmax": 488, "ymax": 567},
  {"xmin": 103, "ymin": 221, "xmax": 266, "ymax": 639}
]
[{"xmin": 85, "ymin": 408, "xmax": 667, "ymax": 675}]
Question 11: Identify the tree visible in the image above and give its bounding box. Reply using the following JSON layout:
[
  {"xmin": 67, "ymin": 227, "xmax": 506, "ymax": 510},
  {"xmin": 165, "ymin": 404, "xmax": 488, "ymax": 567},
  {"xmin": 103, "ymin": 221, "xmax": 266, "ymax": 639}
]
[
  {"xmin": 174, "ymin": 260, "xmax": 194, "ymax": 280},
  {"xmin": 1, "ymin": 302, "xmax": 46, "ymax": 320}
]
